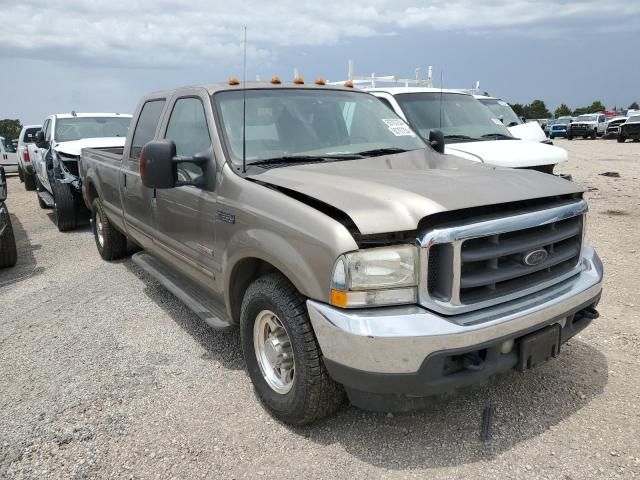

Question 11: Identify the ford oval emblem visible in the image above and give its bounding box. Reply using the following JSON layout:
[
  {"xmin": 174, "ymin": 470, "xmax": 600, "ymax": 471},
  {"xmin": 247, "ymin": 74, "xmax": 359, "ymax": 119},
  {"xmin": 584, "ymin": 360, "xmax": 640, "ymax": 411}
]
[{"xmin": 523, "ymin": 249, "xmax": 548, "ymax": 266}]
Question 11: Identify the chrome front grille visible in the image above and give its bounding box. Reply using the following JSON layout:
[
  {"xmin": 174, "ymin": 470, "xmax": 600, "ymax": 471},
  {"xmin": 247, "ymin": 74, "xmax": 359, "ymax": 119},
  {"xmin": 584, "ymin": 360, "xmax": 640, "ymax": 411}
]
[{"xmin": 419, "ymin": 200, "xmax": 587, "ymax": 315}]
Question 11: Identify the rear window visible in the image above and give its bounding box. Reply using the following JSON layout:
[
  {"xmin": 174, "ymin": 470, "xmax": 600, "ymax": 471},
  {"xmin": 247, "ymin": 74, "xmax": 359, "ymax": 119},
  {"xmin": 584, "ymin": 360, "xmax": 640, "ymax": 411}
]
[
  {"xmin": 22, "ymin": 127, "xmax": 40, "ymax": 143},
  {"xmin": 131, "ymin": 100, "xmax": 166, "ymax": 159}
]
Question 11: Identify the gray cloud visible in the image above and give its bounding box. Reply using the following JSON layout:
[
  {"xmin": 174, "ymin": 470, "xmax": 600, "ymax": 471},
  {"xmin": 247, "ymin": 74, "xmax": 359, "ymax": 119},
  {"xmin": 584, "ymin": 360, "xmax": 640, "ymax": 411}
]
[{"xmin": 2, "ymin": 0, "xmax": 638, "ymax": 69}]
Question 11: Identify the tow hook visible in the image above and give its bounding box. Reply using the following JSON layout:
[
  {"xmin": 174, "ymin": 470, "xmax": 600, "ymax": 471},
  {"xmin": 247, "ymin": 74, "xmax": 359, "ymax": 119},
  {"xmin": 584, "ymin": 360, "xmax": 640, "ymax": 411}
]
[
  {"xmin": 577, "ymin": 306, "xmax": 599, "ymax": 320},
  {"xmin": 462, "ymin": 352, "xmax": 485, "ymax": 371}
]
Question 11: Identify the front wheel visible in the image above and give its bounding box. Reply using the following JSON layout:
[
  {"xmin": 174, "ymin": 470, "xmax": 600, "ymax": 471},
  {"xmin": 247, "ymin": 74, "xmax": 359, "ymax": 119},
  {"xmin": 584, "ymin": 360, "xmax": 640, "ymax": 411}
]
[
  {"xmin": 567, "ymin": 134, "xmax": 573, "ymax": 140},
  {"xmin": 53, "ymin": 180, "xmax": 77, "ymax": 231},
  {"xmin": 549, "ymin": 135, "xmax": 555, "ymax": 140},
  {"xmin": 591, "ymin": 130, "xmax": 597, "ymax": 140},
  {"xmin": 240, "ymin": 273, "xmax": 344, "ymax": 425},
  {"xmin": 618, "ymin": 136, "xmax": 626, "ymax": 143}
]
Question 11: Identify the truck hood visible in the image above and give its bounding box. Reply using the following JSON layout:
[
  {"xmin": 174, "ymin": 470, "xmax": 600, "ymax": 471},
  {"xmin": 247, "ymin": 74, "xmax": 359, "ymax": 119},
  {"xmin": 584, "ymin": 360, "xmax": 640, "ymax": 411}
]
[
  {"xmin": 445, "ymin": 139, "xmax": 568, "ymax": 168},
  {"xmin": 507, "ymin": 122, "xmax": 547, "ymax": 142},
  {"xmin": 249, "ymin": 149, "xmax": 582, "ymax": 235},
  {"xmin": 54, "ymin": 137, "xmax": 126, "ymax": 156}
]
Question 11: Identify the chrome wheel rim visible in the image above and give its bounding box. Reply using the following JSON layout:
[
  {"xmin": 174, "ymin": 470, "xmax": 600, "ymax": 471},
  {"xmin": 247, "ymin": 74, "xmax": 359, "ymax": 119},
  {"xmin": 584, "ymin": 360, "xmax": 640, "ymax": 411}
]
[
  {"xmin": 96, "ymin": 210, "xmax": 104, "ymax": 248},
  {"xmin": 253, "ymin": 310, "xmax": 295, "ymax": 394}
]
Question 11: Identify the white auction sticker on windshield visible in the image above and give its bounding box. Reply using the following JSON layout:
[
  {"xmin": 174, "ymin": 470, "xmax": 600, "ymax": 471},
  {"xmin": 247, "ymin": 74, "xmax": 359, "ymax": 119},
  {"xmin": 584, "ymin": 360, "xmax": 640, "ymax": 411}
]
[{"xmin": 382, "ymin": 119, "xmax": 416, "ymax": 136}]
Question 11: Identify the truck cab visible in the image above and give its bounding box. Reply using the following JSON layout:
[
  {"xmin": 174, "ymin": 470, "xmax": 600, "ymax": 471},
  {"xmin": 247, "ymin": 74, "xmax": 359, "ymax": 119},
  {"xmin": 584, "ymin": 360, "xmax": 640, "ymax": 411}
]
[
  {"xmin": 368, "ymin": 87, "xmax": 567, "ymax": 174},
  {"xmin": 474, "ymin": 95, "xmax": 548, "ymax": 143},
  {"xmin": 80, "ymin": 81, "xmax": 603, "ymax": 425}
]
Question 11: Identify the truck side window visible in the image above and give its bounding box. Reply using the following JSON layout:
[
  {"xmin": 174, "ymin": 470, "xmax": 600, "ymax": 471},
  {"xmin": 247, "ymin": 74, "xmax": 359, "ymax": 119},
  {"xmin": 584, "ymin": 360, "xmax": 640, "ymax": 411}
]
[
  {"xmin": 164, "ymin": 97, "xmax": 211, "ymax": 182},
  {"xmin": 131, "ymin": 99, "xmax": 166, "ymax": 160}
]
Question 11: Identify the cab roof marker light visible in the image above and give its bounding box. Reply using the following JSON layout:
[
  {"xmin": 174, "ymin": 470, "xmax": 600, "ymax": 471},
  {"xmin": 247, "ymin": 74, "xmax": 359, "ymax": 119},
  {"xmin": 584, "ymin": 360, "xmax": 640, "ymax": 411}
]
[
  {"xmin": 271, "ymin": 76, "xmax": 282, "ymax": 84},
  {"xmin": 293, "ymin": 76, "xmax": 305, "ymax": 85},
  {"xmin": 344, "ymin": 80, "xmax": 354, "ymax": 88},
  {"xmin": 228, "ymin": 77, "xmax": 240, "ymax": 85},
  {"xmin": 315, "ymin": 78, "xmax": 326, "ymax": 86}
]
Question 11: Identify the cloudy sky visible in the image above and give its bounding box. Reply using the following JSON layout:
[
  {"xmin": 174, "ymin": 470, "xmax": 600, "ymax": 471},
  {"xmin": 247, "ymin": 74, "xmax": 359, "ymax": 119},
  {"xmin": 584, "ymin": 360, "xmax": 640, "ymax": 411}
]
[{"xmin": 2, "ymin": 0, "xmax": 639, "ymax": 124}]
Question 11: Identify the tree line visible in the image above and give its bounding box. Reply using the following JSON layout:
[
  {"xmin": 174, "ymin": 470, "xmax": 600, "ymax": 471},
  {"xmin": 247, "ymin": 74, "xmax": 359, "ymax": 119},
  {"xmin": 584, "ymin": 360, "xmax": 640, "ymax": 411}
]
[
  {"xmin": 511, "ymin": 101, "xmax": 640, "ymax": 120},
  {"xmin": 0, "ymin": 119, "xmax": 22, "ymax": 142}
]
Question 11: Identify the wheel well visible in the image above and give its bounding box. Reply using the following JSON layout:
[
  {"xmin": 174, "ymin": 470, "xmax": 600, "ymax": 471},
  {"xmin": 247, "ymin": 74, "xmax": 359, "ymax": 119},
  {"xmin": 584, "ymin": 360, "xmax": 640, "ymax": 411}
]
[
  {"xmin": 86, "ymin": 181, "xmax": 98, "ymax": 209},
  {"xmin": 228, "ymin": 258, "xmax": 281, "ymax": 323}
]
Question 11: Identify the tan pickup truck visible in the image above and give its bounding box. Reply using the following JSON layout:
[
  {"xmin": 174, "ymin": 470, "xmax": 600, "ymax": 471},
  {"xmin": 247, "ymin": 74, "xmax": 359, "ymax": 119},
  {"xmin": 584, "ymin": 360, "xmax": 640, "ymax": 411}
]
[{"xmin": 79, "ymin": 80, "xmax": 603, "ymax": 425}]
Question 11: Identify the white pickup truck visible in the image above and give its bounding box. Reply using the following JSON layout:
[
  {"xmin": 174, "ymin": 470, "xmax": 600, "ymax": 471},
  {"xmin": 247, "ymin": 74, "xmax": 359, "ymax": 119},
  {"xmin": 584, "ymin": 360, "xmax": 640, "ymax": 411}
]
[
  {"xmin": 474, "ymin": 95, "xmax": 549, "ymax": 143},
  {"xmin": 31, "ymin": 112, "xmax": 131, "ymax": 231},
  {"xmin": 368, "ymin": 88, "xmax": 568, "ymax": 175}
]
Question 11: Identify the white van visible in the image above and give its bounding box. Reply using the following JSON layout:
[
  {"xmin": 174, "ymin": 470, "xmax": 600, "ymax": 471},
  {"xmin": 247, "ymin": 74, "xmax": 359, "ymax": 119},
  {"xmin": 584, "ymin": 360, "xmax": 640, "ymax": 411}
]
[{"xmin": 367, "ymin": 87, "xmax": 568, "ymax": 174}]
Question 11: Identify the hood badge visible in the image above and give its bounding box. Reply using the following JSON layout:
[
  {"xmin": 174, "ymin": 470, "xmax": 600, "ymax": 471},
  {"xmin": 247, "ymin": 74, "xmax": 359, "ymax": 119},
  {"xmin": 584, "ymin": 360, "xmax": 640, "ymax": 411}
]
[{"xmin": 523, "ymin": 248, "xmax": 548, "ymax": 267}]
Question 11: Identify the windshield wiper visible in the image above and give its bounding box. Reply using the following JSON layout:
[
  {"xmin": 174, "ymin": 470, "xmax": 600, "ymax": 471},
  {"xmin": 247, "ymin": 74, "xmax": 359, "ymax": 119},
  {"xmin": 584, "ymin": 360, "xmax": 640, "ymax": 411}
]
[
  {"xmin": 443, "ymin": 134, "xmax": 476, "ymax": 140},
  {"xmin": 352, "ymin": 147, "xmax": 409, "ymax": 157},
  {"xmin": 251, "ymin": 155, "xmax": 329, "ymax": 166},
  {"xmin": 480, "ymin": 133, "xmax": 516, "ymax": 140}
]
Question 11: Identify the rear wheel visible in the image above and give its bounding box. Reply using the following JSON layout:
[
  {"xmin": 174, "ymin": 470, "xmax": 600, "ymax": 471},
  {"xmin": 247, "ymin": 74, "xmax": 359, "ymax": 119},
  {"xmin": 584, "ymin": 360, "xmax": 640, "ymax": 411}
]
[
  {"xmin": 53, "ymin": 180, "xmax": 77, "ymax": 231},
  {"xmin": 18, "ymin": 167, "xmax": 24, "ymax": 183},
  {"xmin": 0, "ymin": 207, "xmax": 18, "ymax": 268},
  {"xmin": 24, "ymin": 170, "xmax": 36, "ymax": 191},
  {"xmin": 240, "ymin": 273, "xmax": 344, "ymax": 425},
  {"xmin": 91, "ymin": 198, "xmax": 127, "ymax": 260}
]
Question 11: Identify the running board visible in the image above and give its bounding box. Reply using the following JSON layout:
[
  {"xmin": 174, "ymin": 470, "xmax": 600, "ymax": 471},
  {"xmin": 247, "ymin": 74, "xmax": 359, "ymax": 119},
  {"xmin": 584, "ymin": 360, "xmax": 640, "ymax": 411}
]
[
  {"xmin": 132, "ymin": 251, "xmax": 233, "ymax": 330},
  {"xmin": 38, "ymin": 190, "xmax": 55, "ymax": 208}
]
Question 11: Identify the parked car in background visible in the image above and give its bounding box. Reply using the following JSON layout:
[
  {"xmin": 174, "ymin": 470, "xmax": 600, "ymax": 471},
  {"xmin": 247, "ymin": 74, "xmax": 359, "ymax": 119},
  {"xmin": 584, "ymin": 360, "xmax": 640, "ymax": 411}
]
[
  {"xmin": 17, "ymin": 124, "xmax": 42, "ymax": 190},
  {"xmin": 0, "ymin": 166, "xmax": 18, "ymax": 268},
  {"xmin": 32, "ymin": 112, "xmax": 131, "ymax": 231},
  {"xmin": 549, "ymin": 117, "xmax": 573, "ymax": 139},
  {"xmin": 368, "ymin": 87, "xmax": 567, "ymax": 175},
  {"xmin": 0, "ymin": 137, "xmax": 19, "ymax": 174},
  {"xmin": 544, "ymin": 119, "xmax": 556, "ymax": 137},
  {"xmin": 604, "ymin": 116, "xmax": 628, "ymax": 139},
  {"xmin": 617, "ymin": 115, "xmax": 640, "ymax": 143},
  {"xmin": 474, "ymin": 95, "xmax": 548, "ymax": 143},
  {"xmin": 80, "ymin": 81, "xmax": 602, "ymax": 424},
  {"xmin": 567, "ymin": 113, "xmax": 606, "ymax": 140}
]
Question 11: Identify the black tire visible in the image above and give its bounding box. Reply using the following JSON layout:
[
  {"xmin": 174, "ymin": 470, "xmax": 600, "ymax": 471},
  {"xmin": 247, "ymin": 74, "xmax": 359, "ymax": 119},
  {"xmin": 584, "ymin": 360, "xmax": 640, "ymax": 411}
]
[
  {"xmin": 549, "ymin": 135, "xmax": 555, "ymax": 140},
  {"xmin": 591, "ymin": 130, "xmax": 597, "ymax": 140},
  {"xmin": 240, "ymin": 273, "xmax": 344, "ymax": 425},
  {"xmin": 567, "ymin": 134, "xmax": 573, "ymax": 140},
  {"xmin": 24, "ymin": 171, "xmax": 36, "ymax": 191},
  {"xmin": 91, "ymin": 198, "xmax": 127, "ymax": 260},
  {"xmin": 617, "ymin": 136, "xmax": 626, "ymax": 143},
  {"xmin": 0, "ymin": 207, "xmax": 18, "ymax": 268},
  {"xmin": 18, "ymin": 166, "xmax": 24, "ymax": 183},
  {"xmin": 35, "ymin": 176, "xmax": 49, "ymax": 209},
  {"xmin": 53, "ymin": 180, "xmax": 77, "ymax": 232}
]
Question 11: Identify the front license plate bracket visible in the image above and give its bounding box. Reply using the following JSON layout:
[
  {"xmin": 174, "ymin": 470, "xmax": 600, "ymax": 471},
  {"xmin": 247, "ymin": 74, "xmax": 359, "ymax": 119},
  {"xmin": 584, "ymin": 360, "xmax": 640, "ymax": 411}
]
[{"xmin": 518, "ymin": 324, "xmax": 561, "ymax": 371}]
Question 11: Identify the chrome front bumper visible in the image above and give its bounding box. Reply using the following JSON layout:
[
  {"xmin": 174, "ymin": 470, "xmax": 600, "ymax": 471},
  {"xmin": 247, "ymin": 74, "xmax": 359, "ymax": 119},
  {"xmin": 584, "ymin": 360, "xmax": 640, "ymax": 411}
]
[{"xmin": 308, "ymin": 246, "xmax": 603, "ymax": 374}]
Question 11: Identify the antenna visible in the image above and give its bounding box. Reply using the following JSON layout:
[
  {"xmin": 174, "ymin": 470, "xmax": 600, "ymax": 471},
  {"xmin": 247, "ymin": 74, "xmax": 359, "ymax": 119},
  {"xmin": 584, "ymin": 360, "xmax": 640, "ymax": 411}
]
[
  {"xmin": 242, "ymin": 26, "xmax": 247, "ymax": 174},
  {"xmin": 439, "ymin": 70, "xmax": 443, "ymax": 129}
]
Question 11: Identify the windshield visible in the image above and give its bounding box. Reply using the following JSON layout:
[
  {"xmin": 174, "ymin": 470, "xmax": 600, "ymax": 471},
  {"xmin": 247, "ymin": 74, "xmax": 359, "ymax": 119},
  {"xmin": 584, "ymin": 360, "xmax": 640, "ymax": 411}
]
[
  {"xmin": 627, "ymin": 116, "xmax": 640, "ymax": 123},
  {"xmin": 555, "ymin": 118, "xmax": 571, "ymax": 125},
  {"xmin": 576, "ymin": 115, "xmax": 598, "ymax": 122},
  {"xmin": 477, "ymin": 98, "xmax": 522, "ymax": 126},
  {"xmin": 214, "ymin": 89, "xmax": 426, "ymax": 165},
  {"xmin": 2, "ymin": 138, "xmax": 16, "ymax": 153},
  {"xmin": 54, "ymin": 117, "xmax": 131, "ymax": 142},
  {"xmin": 394, "ymin": 92, "xmax": 514, "ymax": 143}
]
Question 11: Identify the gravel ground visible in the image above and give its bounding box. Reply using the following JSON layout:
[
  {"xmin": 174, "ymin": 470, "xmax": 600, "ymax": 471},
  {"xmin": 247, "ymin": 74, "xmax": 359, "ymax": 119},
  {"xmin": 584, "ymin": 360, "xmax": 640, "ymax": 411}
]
[{"xmin": 1, "ymin": 139, "xmax": 639, "ymax": 479}]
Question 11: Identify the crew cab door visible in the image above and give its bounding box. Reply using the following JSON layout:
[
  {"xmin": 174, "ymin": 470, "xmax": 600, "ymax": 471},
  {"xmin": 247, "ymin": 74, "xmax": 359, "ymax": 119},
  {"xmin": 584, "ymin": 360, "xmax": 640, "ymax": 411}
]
[
  {"xmin": 37, "ymin": 119, "xmax": 53, "ymax": 192},
  {"xmin": 152, "ymin": 93, "xmax": 219, "ymax": 292},
  {"xmin": 598, "ymin": 115, "xmax": 606, "ymax": 135},
  {"xmin": 121, "ymin": 98, "xmax": 166, "ymax": 249}
]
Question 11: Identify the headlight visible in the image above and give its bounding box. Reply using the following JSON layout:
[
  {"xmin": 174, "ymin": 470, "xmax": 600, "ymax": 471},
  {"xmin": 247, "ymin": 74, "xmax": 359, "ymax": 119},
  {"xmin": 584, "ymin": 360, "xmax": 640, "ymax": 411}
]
[{"xmin": 330, "ymin": 245, "xmax": 418, "ymax": 308}]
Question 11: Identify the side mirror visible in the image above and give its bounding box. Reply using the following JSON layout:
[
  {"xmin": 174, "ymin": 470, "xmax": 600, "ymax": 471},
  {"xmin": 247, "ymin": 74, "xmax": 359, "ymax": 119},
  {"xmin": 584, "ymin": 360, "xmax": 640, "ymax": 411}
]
[
  {"xmin": 498, "ymin": 115, "xmax": 504, "ymax": 123},
  {"xmin": 520, "ymin": 116, "xmax": 526, "ymax": 123},
  {"xmin": 0, "ymin": 167, "xmax": 7, "ymax": 202},
  {"xmin": 140, "ymin": 140, "xmax": 209, "ymax": 189},
  {"xmin": 429, "ymin": 129, "xmax": 445, "ymax": 154},
  {"xmin": 35, "ymin": 130, "xmax": 46, "ymax": 148}
]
